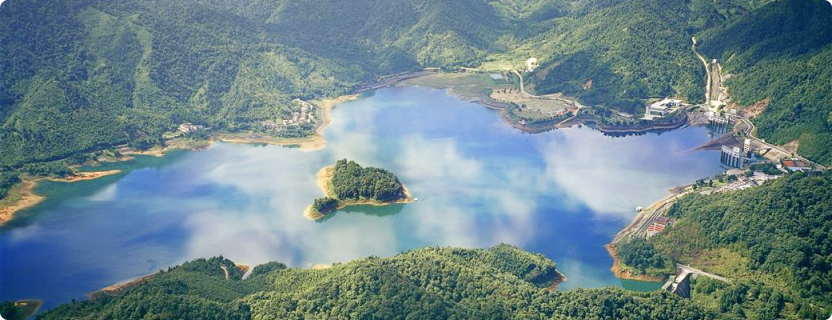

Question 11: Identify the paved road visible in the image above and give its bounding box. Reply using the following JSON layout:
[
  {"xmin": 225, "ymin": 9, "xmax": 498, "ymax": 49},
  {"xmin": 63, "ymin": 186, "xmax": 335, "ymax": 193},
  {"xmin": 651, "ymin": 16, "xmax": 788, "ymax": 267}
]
[
  {"xmin": 220, "ymin": 265, "xmax": 230, "ymax": 281},
  {"xmin": 692, "ymin": 37, "xmax": 712, "ymax": 102},
  {"xmin": 736, "ymin": 116, "xmax": 826, "ymax": 170},
  {"xmin": 694, "ymin": 36, "xmax": 826, "ymax": 171},
  {"xmin": 512, "ymin": 69, "xmax": 527, "ymax": 95},
  {"xmin": 677, "ymin": 263, "xmax": 730, "ymax": 283},
  {"xmin": 242, "ymin": 265, "xmax": 254, "ymax": 280}
]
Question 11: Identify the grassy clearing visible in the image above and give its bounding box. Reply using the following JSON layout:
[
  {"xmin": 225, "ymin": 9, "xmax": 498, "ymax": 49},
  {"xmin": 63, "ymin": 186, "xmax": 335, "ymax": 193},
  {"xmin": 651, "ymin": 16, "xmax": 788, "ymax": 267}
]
[{"xmin": 401, "ymin": 73, "xmax": 513, "ymax": 100}]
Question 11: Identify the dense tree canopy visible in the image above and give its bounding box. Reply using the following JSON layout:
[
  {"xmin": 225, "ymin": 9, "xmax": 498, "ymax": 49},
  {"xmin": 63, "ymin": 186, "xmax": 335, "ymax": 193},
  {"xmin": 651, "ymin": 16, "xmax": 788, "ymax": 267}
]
[
  {"xmin": 0, "ymin": 171, "xmax": 19, "ymax": 199},
  {"xmin": 645, "ymin": 172, "xmax": 832, "ymax": 319},
  {"xmin": 698, "ymin": 0, "xmax": 832, "ymax": 166},
  {"xmin": 1, "ymin": 0, "xmax": 829, "ymax": 169},
  {"xmin": 329, "ymin": 159, "xmax": 405, "ymax": 202},
  {"xmin": 33, "ymin": 245, "xmax": 722, "ymax": 320},
  {"xmin": 310, "ymin": 160, "xmax": 407, "ymax": 216},
  {"xmin": 617, "ymin": 238, "xmax": 671, "ymax": 274}
]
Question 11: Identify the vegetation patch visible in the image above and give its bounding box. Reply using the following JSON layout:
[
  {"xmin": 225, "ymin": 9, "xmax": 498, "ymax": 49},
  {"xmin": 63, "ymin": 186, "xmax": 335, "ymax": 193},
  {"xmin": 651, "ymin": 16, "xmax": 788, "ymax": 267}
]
[
  {"xmin": 629, "ymin": 171, "xmax": 832, "ymax": 319},
  {"xmin": 305, "ymin": 159, "xmax": 414, "ymax": 220},
  {"xmin": 32, "ymin": 245, "xmax": 720, "ymax": 320}
]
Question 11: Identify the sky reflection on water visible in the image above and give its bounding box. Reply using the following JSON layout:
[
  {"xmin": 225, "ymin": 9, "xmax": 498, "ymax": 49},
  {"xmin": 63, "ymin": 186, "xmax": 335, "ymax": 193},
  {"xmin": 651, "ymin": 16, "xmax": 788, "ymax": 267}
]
[{"xmin": 0, "ymin": 87, "xmax": 724, "ymax": 307}]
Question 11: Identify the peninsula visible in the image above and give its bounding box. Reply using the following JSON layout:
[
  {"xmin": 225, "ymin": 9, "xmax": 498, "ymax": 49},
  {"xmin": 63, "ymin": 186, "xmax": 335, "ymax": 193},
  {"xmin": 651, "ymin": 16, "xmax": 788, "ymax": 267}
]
[{"xmin": 304, "ymin": 159, "xmax": 415, "ymax": 220}]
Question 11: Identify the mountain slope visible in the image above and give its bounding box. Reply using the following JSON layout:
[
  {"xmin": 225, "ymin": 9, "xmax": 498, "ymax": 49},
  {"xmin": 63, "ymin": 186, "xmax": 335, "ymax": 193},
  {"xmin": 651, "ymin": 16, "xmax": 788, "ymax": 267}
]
[
  {"xmin": 698, "ymin": 0, "xmax": 832, "ymax": 166},
  {"xmin": 637, "ymin": 171, "xmax": 832, "ymax": 319},
  {"xmin": 1, "ymin": 0, "xmax": 830, "ymax": 168},
  {"xmin": 34, "ymin": 245, "xmax": 718, "ymax": 320},
  {"xmin": 0, "ymin": 0, "xmax": 520, "ymax": 169}
]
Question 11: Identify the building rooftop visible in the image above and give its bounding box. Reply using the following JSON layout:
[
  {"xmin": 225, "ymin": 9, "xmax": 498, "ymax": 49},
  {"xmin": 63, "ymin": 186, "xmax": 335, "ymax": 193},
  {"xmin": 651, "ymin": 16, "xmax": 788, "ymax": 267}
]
[
  {"xmin": 649, "ymin": 98, "xmax": 682, "ymax": 110},
  {"xmin": 783, "ymin": 160, "xmax": 810, "ymax": 168}
]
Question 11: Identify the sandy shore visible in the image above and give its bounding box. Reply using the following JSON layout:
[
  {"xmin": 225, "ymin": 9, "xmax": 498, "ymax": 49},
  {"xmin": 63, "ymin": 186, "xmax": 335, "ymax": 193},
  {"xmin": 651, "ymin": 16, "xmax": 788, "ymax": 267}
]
[
  {"xmin": 120, "ymin": 137, "xmax": 214, "ymax": 159},
  {"xmin": 120, "ymin": 94, "xmax": 355, "ymax": 157},
  {"xmin": 304, "ymin": 165, "xmax": 416, "ymax": 221},
  {"xmin": 88, "ymin": 272, "xmax": 159, "ymax": 300},
  {"xmin": 218, "ymin": 134, "xmax": 327, "ymax": 151},
  {"xmin": 318, "ymin": 165, "xmax": 336, "ymax": 197},
  {"xmin": 121, "ymin": 148, "xmax": 166, "ymax": 157},
  {"xmin": 0, "ymin": 180, "xmax": 45, "ymax": 225},
  {"xmin": 47, "ymin": 170, "xmax": 122, "ymax": 183},
  {"xmin": 0, "ymin": 93, "xmax": 351, "ymax": 226},
  {"xmin": 316, "ymin": 95, "xmax": 358, "ymax": 136},
  {"xmin": 0, "ymin": 170, "xmax": 126, "ymax": 225}
]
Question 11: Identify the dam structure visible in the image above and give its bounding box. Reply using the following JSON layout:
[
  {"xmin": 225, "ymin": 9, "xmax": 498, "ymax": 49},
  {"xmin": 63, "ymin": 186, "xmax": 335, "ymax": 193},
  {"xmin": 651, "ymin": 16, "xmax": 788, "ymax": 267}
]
[{"xmin": 720, "ymin": 139, "xmax": 752, "ymax": 168}]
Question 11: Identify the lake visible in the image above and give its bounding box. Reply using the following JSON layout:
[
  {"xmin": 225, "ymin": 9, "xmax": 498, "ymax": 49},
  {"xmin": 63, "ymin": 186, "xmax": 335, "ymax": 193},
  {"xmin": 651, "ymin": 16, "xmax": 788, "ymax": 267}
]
[{"xmin": 0, "ymin": 87, "xmax": 724, "ymax": 307}]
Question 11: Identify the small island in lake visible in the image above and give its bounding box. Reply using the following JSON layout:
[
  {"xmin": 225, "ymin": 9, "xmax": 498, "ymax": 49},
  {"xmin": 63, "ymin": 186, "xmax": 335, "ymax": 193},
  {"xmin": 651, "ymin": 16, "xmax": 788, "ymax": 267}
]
[{"xmin": 304, "ymin": 159, "xmax": 415, "ymax": 220}]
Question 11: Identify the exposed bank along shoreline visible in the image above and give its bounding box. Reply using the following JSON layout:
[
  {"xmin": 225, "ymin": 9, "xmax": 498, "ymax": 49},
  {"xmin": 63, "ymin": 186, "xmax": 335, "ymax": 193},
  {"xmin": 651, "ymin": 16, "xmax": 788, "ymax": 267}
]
[
  {"xmin": 0, "ymin": 71, "xmax": 689, "ymax": 225},
  {"xmin": 0, "ymin": 170, "xmax": 123, "ymax": 225},
  {"xmin": 0, "ymin": 94, "xmax": 357, "ymax": 226}
]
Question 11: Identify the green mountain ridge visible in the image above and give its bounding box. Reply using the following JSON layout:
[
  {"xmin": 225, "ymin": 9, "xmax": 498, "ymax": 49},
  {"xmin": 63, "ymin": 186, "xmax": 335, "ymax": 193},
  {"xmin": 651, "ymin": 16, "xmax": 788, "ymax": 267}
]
[
  {"xmin": 31, "ymin": 245, "xmax": 719, "ymax": 320},
  {"xmin": 1, "ymin": 0, "xmax": 831, "ymax": 169},
  {"xmin": 1, "ymin": 0, "xmax": 831, "ymax": 318},
  {"xmin": 618, "ymin": 171, "xmax": 832, "ymax": 319},
  {"xmin": 698, "ymin": 0, "xmax": 832, "ymax": 165}
]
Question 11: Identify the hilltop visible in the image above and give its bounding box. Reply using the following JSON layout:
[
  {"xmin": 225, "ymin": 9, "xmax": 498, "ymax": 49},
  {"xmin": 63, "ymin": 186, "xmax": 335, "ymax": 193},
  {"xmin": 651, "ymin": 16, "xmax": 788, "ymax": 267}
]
[
  {"xmin": 613, "ymin": 171, "xmax": 832, "ymax": 319},
  {"xmin": 32, "ymin": 245, "xmax": 718, "ymax": 320}
]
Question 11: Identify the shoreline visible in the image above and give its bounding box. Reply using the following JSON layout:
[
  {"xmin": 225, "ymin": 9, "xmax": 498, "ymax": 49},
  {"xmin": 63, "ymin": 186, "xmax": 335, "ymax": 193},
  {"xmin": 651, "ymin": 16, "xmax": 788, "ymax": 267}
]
[
  {"xmin": 7, "ymin": 300, "xmax": 42, "ymax": 320},
  {"xmin": 609, "ymin": 191, "xmax": 683, "ymax": 245},
  {"xmin": 0, "ymin": 179, "xmax": 45, "ymax": 226},
  {"xmin": 605, "ymin": 244, "xmax": 666, "ymax": 283},
  {"xmin": 0, "ymin": 93, "xmax": 359, "ymax": 226},
  {"xmin": 548, "ymin": 270, "xmax": 568, "ymax": 291},
  {"xmin": 46, "ymin": 170, "xmax": 122, "ymax": 183},
  {"xmin": 304, "ymin": 165, "xmax": 416, "ymax": 221},
  {"xmin": 216, "ymin": 94, "xmax": 358, "ymax": 152},
  {"xmin": 593, "ymin": 114, "xmax": 689, "ymax": 134},
  {"xmin": 88, "ymin": 272, "xmax": 159, "ymax": 300},
  {"xmin": 606, "ymin": 188, "xmax": 688, "ymax": 283},
  {"xmin": 0, "ymin": 170, "xmax": 125, "ymax": 226},
  {"xmin": 397, "ymin": 72, "xmax": 692, "ymax": 135}
]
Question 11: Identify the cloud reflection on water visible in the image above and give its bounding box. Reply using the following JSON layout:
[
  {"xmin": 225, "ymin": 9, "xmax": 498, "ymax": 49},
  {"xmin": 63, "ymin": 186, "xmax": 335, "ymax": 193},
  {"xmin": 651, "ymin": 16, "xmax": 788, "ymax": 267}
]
[
  {"xmin": 0, "ymin": 87, "xmax": 725, "ymax": 307},
  {"xmin": 539, "ymin": 128, "xmax": 707, "ymax": 219}
]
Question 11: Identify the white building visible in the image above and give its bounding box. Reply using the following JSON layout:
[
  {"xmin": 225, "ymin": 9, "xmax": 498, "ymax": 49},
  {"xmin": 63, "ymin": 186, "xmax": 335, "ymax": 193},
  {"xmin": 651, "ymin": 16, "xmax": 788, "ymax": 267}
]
[
  {"xmin": 525, "ymin": 58, "xmax": 539, "ymax": 72},
  {"xmin": 646, "ymin": 98, "xmax": 682, "ymax": 117}
]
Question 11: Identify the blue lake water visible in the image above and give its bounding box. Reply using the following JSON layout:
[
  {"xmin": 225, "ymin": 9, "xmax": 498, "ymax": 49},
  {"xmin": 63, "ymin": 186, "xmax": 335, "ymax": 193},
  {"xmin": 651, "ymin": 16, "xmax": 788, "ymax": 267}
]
[{"xmin": 0, "ymin": 87, "xmax": 724, "ymax": 308}]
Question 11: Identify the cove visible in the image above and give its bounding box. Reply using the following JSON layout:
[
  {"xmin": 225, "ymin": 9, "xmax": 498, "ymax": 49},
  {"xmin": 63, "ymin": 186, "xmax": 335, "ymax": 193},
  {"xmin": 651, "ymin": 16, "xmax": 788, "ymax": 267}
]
[{"xmin": 0, "ymin": 87, "xmax": 724, "ymax": 308}]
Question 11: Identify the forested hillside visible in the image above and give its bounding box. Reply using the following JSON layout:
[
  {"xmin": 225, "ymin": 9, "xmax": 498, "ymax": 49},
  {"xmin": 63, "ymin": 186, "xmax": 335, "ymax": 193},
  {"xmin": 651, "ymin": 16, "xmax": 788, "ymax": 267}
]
[
  {"xmin": 329, "ymin": 159, "xmax": 405, "ymax": 202},
  {"xmin": 0, "ymin": 0, "xmax": 525, "ymax": 169},
  {"xmin": 517, "ymin": 0, "xmax": 794, "ymax": 112},
  {"xmin": 1, "ymin": 0, "xmax": 830, "ymax": 167},
  {"xmin": 698, "ymin": 0, "xmax": 832, "ymax": 166},
  {"xmin": 523, "ymin": 0, "xmax": 708, "ymax": 113},
  {"xmin": 629, "ymin": 172, "xmax": 832, "ymax": 319},
  {"xmin": 33, "ymin": 245, "xmax": 720, "ymax": 320}
]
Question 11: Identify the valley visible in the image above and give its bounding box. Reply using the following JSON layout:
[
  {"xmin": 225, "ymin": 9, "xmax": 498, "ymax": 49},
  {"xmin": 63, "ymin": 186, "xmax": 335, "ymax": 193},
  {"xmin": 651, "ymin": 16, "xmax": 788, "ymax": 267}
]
[{"xmin": 1, "ymin": 0, "xmax": 831, "ymax": 319}]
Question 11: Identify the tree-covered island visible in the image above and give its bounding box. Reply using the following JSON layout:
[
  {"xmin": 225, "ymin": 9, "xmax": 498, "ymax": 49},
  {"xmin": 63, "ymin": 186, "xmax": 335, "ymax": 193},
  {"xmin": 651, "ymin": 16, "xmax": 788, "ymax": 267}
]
[{"xmin": 304, "ymin": 159, "xmax": 414, "ymax": 220}]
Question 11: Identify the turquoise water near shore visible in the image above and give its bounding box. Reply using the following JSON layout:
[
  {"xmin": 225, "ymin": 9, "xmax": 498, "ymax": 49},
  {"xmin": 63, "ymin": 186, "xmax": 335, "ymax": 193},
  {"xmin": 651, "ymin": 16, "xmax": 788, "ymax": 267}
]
[{"xmin": 0, "ymin": 87, "xmax": 724, "ymax": 307}]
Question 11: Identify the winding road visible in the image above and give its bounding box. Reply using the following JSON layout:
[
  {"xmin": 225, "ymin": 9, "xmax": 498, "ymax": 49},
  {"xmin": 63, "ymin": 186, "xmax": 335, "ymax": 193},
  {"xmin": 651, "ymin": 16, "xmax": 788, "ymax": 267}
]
[
  {"xmin": 677, "ymin": 263, "xmax": 730, "ymax": 283},
  {"xmin": 692, "ymin": 37, "xmax": 713, "ymax": 103},
  {"xmin": 692, "ymin": 36, "xmax": 825, "ymax": 170},
  {"xmin": 509, "ymin": 69, "xmax": 585, "ymax": 126}
]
